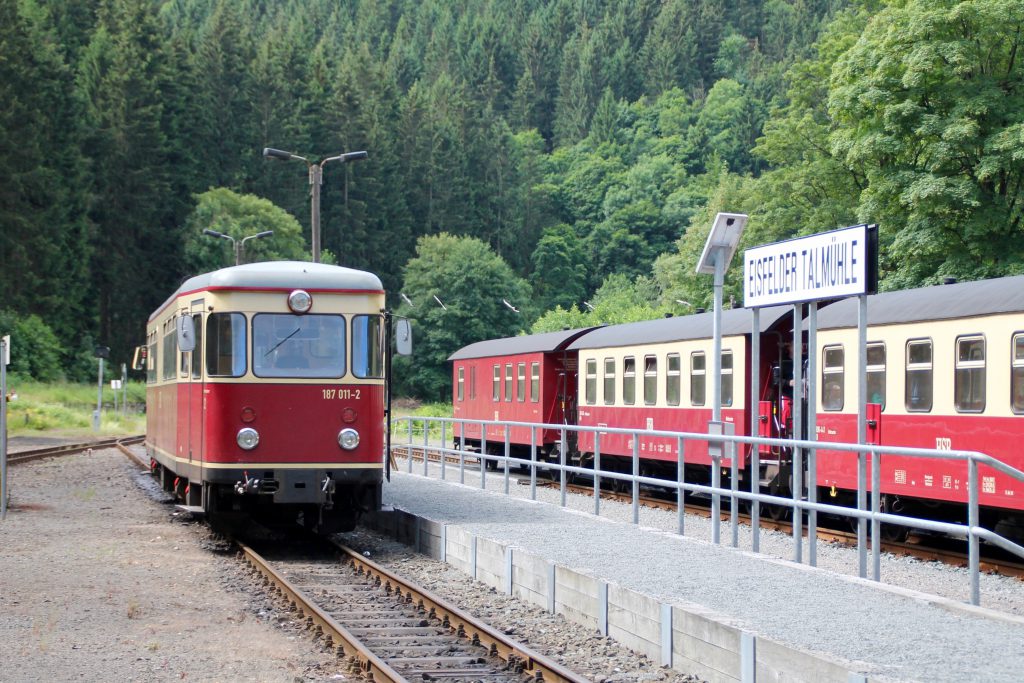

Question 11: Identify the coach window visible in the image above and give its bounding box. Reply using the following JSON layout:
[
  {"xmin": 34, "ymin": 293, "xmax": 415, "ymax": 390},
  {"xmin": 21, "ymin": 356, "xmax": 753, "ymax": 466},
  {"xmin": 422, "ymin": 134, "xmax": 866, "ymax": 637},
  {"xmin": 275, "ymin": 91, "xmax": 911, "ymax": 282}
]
[
  {"xmin": 253, "ymin": 314, "xmax": 345, "ymax": 378},
  {"xmin": 822, "ymin": 346, "xmax": 844, "ymax": 411},
  {"xmin": 623, "ymin": 357, "xmax": 636, "ymax": 405},
  {"xmin": 492, "ymin": 365, "xmax": 500, "ymax": 401},
  {"xmin": 866, "ymin": 343, "xmax": 885, "ymax": 409},
  {"xmin": 644, "ymin": 355, "xmax": 657, "ymax": 405},
  {"xmin": 1012, "ymin": 334, "xmax": 1024, "ymax": 414},
  {"xmin": 603, "ymin": 358, "xmax": 615, "ymax": 404},
  {"xmin": 457, "ymin": 367, "xmax": 465, "ymax": 401},
  {"xmin": 504, "ymin": 363, "xmax": 513, "ymax": 401},
  {"xmin": 147, "ymin": 334, "xmax": 158, "ymax": 384},
  {"xmin": 585, "ymin": 359, "xmax": 597, "ymax": 405},
  {"xmin": 180, "ymin": 337, "xmax": 190, "ymax": 377},
  {"xmin": 352, "ymin": 315, "xmax": 384, "ymax": 378},
  {"xmin": 955, "ymin": 335, "xmax": 985, "ymax": 413},
  {"xmin": 720, "ymin": 351, "xmax": 734, "ymax": 407},
  {"xmin": 666, "ymin": 353, "xmax": 680, "ymax": 405},
  {"xmin": 530, "ymin": 362, "xmax": 539, "ymax": 403},
  {"xmin": 470, "ymin": 366, "xmax": 477, "ymax": 400},
  {"xmin": 690, "ymin": 352, "xmax": 706, "ymax": 406},
  {"xmin": 517, "ymin": 362, "xmax": 526, "ymax": 402},
  {"xmin": 905, "ymin": 339, "xmax": 933, "ymax": 412}
]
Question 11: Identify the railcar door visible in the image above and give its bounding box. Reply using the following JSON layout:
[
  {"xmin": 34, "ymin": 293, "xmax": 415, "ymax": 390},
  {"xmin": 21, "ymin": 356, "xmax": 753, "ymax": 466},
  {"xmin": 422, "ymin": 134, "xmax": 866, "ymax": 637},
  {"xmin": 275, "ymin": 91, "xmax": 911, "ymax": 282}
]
[{"xmin": 187, "ymin": 302, "xmax": 205, "ymax": 470}]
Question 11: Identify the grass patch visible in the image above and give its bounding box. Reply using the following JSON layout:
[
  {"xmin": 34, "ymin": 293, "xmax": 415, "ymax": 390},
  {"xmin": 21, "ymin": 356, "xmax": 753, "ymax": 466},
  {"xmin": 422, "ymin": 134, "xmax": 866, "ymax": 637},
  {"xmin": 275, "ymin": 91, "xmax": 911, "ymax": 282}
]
[{"xmin": 4, "ymin": 379, "xmax": 146, "ymax": 437}]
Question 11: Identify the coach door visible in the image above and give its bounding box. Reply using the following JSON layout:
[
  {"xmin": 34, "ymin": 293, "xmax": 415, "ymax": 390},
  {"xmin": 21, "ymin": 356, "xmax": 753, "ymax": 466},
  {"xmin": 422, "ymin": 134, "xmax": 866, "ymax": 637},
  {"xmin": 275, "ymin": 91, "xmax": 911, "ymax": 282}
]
[{"xmin": 187, "ymin": 301, "xmax": 205, "ymax": 467}]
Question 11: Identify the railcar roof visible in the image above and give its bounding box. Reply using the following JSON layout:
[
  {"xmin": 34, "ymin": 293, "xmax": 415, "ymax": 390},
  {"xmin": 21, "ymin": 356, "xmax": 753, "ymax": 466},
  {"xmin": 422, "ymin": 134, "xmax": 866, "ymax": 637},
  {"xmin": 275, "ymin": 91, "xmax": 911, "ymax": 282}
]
[
  {"xmin": 150, "ymin": 261, "xmax": 383, "ymax": 322},
  {"xmin": 448, "ymin": 327, "xmax": 601, "ymax": 361},
  {"xmin": 814, "ymin": 275, "xmax": 1024, "ymax": 329},
  {"xmin": 567, "ymin": 306, "xmax": 791, "ymax": 351}
]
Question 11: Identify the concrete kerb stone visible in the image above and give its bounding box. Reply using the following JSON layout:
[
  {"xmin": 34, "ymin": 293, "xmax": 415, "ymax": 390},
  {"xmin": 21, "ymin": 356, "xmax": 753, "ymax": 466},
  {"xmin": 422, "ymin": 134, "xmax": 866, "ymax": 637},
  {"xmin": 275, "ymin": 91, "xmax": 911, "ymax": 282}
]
[{"xmin": 362, "ymin": 508, "xmax": 879, "ymax": 683}]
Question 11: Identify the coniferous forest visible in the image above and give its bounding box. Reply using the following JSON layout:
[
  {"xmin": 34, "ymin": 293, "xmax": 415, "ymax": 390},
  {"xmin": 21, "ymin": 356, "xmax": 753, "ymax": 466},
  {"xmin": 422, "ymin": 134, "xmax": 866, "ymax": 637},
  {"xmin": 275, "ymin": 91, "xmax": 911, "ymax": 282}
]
[{"xmin": 2, "ymin": 0, "xmax": 1022, "ymax": 398}]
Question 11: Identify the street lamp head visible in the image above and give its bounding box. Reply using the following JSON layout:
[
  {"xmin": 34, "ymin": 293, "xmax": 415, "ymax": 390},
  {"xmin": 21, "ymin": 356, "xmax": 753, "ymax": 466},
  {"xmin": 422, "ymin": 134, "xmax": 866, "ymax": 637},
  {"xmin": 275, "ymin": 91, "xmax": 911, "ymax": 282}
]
[
  {"xmin": 254, "ymin": 230, "xmax": 274, "ymax": 239},
  {"xmin": 203, "ymin": 228, "xmax": 230, "ymax": 240},
  {"xmin": 263, "ymin": 147, "xmax": 295, "ymax": 161},
  {"xmin": 341, "ymin": 150, "xmax": 368, "ymax": 162}
]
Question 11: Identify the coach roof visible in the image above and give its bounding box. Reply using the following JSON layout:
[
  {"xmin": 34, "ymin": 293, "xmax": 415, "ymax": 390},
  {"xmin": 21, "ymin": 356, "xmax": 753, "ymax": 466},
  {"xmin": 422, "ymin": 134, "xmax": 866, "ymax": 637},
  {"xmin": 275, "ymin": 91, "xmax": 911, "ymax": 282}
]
[
  {"xmin": 814, "ymin": 274, "xmax": 1024, "ymax": 329},
  {"xmin": 448, "ymin": 327, "xmax": 600, "ymax": 361},
  {"xmin": 568, "ymin": 306, "xmax": 791, "ymax": 350},
  {"xmin": 150, "ymin": 261, "xmax": 383, "ymax": 322}
]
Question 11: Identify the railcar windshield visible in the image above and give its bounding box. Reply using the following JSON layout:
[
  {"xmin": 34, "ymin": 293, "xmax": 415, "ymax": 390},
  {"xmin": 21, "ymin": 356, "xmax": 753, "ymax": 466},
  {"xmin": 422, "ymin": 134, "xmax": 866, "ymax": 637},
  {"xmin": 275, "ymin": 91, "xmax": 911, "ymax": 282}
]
[{"xmin": 253, "ymin": 314, "xmax": 345, "ymax": 378}]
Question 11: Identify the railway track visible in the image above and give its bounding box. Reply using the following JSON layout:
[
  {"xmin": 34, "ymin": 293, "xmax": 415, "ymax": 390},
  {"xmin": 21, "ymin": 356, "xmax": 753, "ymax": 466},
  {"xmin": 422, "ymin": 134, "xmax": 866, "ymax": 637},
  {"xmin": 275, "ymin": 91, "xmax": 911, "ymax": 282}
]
[
  {"xmin": 240, "ymin": 538, "xmax": 590, "ymax": 683},
  {"xmin": 7, "ymin": 435, "xmax": 145, "ymax": 466},
  {"xmin": 391, "ymin": 444, "xmax": 1024, "ymax": 580}
]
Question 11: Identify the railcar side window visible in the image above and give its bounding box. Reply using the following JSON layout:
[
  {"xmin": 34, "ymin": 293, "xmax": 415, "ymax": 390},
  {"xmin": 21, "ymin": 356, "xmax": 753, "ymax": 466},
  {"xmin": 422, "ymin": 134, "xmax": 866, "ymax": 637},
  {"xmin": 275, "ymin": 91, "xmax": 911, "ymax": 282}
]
[
  {"xmin": 666, "ymin": 353, "xmax": 680, "ymax": 406},
  {"xmin": 253, "ymin": 314, "xmax": 345, "ymax": 378},
  {"xmin": 822, "ymin": 346, "xmax": 844, "ymax": 411},
  {"xmin": 643, "ymin": 356, "xmax": 657, "ymax": 405},
  {"xmin": 690, "ymin": 352, "xmax": 706, "ymax": 406},
  {"xmin": 954, "ymin": 336, "xmax": 985, "ymax": 413},
  {"xmin": 504, "ymin": 363, "xmax": 513, "ymax": 402},
  {"xmin": 517, "ymin": 362, "xmax": 526, "ymax": 402},
  {"xmin": 492, "ymin": 365, "xmax": 500, "ymax": 401},
  {"xmin": 457, "ymin": 367, "xmax": 464, "ymax": 401},
  {"xmin": 191, "ymin": 314, "xmax": 203, "ymax": 380},
  {"xmin": 162, "ymin": 321, "xmax": 177, "ymax": 381},
  {"xmin": 585, "ymin": 359, "xmax": 597, "ymax": 405},
  {"xmin": 905, "ymin": 339, "xmax": 933, "ymax": 412},
  {"xmin": 1012, "ymin": 334, "xmax": 1024, "ymax": 414},
  {"xmin": 721, "ymin": 351, "xmax": 734, "ymax": 407},
  {"xmin": 530, "ymin": 362, "xmax": 539, "ymax": 403},
  {"xmin": 206, "ymin": 313, "xmax": 246, "ymax": 377},
  {"xmin": 866, "ymin": 343, "xmax": 885, "ymax": 409},
  {"xmin": 603, "ymin": 358, "xmax": 615, "ymax": 404},
  {"xmin": 623, "ymin": 357, "xmax": 636, "ymax": 405},
  {"xmin": 352, "ymin": 315, "xmax": 384, "ymax": 378}
]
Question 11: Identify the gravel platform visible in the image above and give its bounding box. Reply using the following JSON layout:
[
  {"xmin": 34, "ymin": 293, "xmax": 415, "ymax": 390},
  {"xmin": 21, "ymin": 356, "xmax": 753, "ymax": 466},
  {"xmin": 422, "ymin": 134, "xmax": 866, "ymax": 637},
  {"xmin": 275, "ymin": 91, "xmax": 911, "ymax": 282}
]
[{"xmin": 382, "ymin": 467, "xmax": 1024, "ymax": 683}]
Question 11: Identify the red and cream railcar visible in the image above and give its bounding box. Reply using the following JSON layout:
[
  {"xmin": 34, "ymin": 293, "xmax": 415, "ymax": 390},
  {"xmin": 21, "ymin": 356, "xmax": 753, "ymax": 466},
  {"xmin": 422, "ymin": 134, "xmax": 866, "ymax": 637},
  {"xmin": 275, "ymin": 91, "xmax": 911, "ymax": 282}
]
[
  {"xmin": 812, "ymin": 276, "xmax": 1024, "ymax": 528},
  {"xmin": 141, "ymin": 261, "xmax": 389, "ymax": 532},
  {"xmin": 568, "ymin": 307, "xmax": 791, "ymax": 484},
  {"xmin": 449, "ymin": 328, "xmax": 598, "ymax": 465}
]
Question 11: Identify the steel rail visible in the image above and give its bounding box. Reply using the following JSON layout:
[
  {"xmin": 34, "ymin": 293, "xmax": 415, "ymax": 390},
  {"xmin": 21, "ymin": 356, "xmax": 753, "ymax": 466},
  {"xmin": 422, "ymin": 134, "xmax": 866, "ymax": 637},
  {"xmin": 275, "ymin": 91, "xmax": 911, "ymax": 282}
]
[
  {"xmin": 328, "ymin": 540, "xmax": 590, "ymax": 683},
  {"xmin": 8, "ymin": 435, "xmax": 145, "ymax": 465},
  {"xmin": 240, "ymin": 539, "xmax": 590, "ymax": 683}
]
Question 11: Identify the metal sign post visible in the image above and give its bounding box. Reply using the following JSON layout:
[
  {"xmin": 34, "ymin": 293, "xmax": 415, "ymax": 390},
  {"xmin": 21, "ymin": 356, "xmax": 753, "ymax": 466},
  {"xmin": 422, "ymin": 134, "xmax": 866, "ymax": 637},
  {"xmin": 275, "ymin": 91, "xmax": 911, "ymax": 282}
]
[
  {"xmin": 2, "ymin": 335, "xmax": 9, "ymax": 520},
  {"xmin": 93, "ymin": 346, "xmax": 109, "ymax": 433}
]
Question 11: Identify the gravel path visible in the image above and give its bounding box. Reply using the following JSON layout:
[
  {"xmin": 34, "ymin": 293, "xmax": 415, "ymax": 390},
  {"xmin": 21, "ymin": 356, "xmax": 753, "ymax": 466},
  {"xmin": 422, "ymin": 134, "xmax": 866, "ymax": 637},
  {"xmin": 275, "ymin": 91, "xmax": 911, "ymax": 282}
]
[
  {"xmin": 0, "ymin": 448, "xmax": 346, "ymax": 682},
  {"xmin": 384, "ymin": 459, "xmax": 1024, "ymax": 683}
]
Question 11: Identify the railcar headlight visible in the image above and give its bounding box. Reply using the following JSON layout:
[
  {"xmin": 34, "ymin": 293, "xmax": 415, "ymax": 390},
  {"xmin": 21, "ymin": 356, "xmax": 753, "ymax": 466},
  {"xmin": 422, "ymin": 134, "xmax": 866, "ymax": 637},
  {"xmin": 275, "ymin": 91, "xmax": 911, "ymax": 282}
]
[
  {"xmin": 287, "ymin": 289, "xmax": 312, "ymax": 314},
  {"xmin": 338, "ymin": 428, "xmax": 360, "ymax": 450},
  {"xmin": 237, "ymin": 427, "xmax": 260, "ymax": 450}
]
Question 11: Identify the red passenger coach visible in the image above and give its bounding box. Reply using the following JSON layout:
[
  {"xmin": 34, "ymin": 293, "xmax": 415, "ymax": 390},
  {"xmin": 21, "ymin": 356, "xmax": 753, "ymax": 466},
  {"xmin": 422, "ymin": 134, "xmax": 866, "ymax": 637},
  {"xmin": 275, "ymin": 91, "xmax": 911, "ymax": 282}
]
[
  {"xmin": 449, "ymin": 328, "xmax": 598, "ymax": 465},
  {"xmin": 811, "ymin": 277, "xmax": 1024, "ymax": 530},
  {"xmin": 139, "ymin": 261, "xmax": 391, "ymax": 533}
]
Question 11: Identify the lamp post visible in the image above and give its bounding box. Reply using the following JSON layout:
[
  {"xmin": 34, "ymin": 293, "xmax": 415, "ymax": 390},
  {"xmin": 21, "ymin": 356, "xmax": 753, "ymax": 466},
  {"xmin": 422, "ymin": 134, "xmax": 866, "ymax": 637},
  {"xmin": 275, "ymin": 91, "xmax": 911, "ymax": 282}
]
[
  {"xmin": 262, "ymin": 147, "xmax": 368, "ymax": 263},
  {"xmin": 202, "ymin": 229, "xmax": 273, "ymax": 266}
]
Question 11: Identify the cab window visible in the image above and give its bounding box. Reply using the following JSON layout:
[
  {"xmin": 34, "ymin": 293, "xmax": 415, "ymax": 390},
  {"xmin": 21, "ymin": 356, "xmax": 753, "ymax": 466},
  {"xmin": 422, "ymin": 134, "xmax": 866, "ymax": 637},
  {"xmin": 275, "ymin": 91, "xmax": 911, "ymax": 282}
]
[
  {"xmin": 352, "ymin": 315, "xmax": 384, "ymax": 378},
  {"xmin": 253, "ymin": 314, "xmax": 345, "ymax": 378},
  {"xmin": 206, "ymin": 313, "xmax": 246, "ymax": 378}
]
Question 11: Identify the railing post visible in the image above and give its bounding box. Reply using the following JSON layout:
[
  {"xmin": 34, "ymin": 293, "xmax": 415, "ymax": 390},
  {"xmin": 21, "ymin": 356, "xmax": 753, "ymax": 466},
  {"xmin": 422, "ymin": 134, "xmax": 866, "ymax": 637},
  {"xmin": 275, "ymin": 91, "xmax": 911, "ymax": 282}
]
[
  {"xmin": 871, "ymin": 448, "xmax": 881, "ymax": 581},
  {"xmin": 422, "ymin": 418, "xmax": 429, "ymax": 476},
  {"xmin": 530, "ymin": 427, "xmax": 537, "ymax": 501},
  {"xmin": 440, "ymin": 421, "xmax": 447, "ymax": 480},
  {"xmin": 730, "ymin": 433, "xmax": 739, "ymax": 548},
  {"xmin": 677, "ymin": 436, "xmax": 685, "ymax": 536},
  {"xmin": 504, "ymin": 424, "xmax": 511, "ymax": 495},
  {"xmin": 969, "ymin": 457, "xmax": 980, "ymax": 605},
  {"xmin": 560, "ymin": 427, "xmax": 568, "ymax": 508},
  {"xmin": 594, "ymin": 431, "xmax": 602, "ymax": 516},
  {"xmin": 407, "ymin": 418, "xmax": 414, "ymax": 473},
  {"xmin": 481, "ymin": 429, "xmax": 488, "ymax": 489},
  {"xmin": 459, "ymin": 420, "xmax": 466, "ymax": 485},
  {"xmin": 632, "ymin": 434, "xmax": 640, "ymax": 525}
]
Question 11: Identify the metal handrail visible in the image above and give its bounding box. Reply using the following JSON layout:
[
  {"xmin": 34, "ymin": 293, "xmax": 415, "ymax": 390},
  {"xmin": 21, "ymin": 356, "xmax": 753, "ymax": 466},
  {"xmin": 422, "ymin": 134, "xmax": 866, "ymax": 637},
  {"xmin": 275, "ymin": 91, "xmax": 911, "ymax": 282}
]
[{"xmin": 392, "ymin": 416, "xmax": 1024, "ymax": 607}]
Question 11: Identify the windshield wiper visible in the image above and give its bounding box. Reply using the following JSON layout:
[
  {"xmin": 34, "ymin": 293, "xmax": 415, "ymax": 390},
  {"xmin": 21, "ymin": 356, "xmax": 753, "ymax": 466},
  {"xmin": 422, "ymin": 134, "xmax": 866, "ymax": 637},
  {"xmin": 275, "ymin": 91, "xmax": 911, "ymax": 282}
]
[{"xmin": 264, "ymin": 327, "xmax": 300, "ymax": 357}]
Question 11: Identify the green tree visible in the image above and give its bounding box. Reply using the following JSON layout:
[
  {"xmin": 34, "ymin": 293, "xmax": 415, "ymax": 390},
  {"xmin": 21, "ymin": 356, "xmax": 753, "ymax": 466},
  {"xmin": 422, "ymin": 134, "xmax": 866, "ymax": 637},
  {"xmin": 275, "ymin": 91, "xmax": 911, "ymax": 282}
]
[
  {"xmin": 829, "ymin": 0, "xmax": 1024, "ymax": 286},
  {"xmin": 0, "ymin": 310, "xmax": 64, "ymax": 382},
  {"xmin": 183, "ymin": 188, "xmax": 307, "ymax": 273},
  {"xmin": 395, "ymin": 234, "xmax": 530, "ymax": 400}
]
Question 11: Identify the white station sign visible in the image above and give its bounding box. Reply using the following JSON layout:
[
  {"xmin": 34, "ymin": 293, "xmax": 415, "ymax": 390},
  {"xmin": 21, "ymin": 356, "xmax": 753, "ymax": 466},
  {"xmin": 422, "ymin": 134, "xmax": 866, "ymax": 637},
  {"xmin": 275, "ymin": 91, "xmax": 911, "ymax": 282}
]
[{"xmin": 744, "ymin": 224, "xmax": 877, "ymax": 307}]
